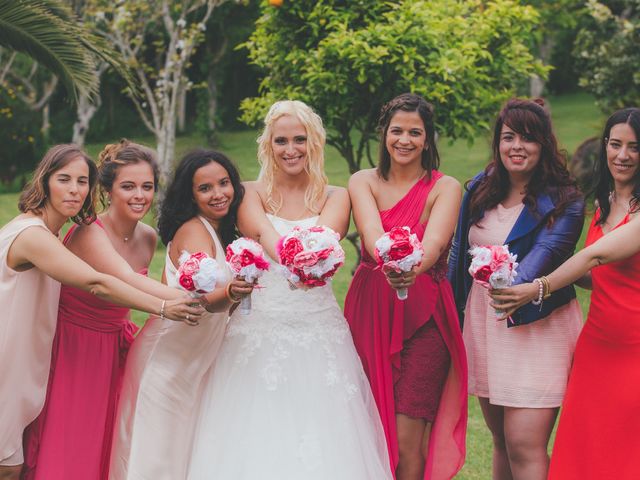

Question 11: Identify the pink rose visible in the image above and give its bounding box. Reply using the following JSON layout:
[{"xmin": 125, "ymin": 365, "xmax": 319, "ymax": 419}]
[
  {"xmin": 388, "ymin": 238, "xmax": 412, "ymax": 261},
  {"xmin": 293, "ymin": 250, "xmax": 319, "ymax": 269},
  {"xmin": 180, "ymin": 258, "xmax": 200, "ymax": 277},
  {"xmin": 278, "ymin": 237, "xmax": 304, "ymax": 266},
  {"xmin": 388, "ymin": 226, "xmax": 410, "ymax": 241},
  {"xmin": 473, "ymin": 265, "xmax": 492, "ymax": 284},
  {"xmin": 179, "ymin": 273, "xmax": 195, "ymax": 291}
]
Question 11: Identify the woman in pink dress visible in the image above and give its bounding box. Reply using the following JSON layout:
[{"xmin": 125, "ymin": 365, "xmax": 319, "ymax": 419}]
[
  {"xmin": 0, "ymin": 145, "xmax": 203, "ymax": 480},
  {"xmin": 110, "ymin": 150, "xmax": 254, "ymax": 480},
  {"xmin": 344, "ymin": 93, "xmax": 468, "ymax": 480},
  {"xmin": 492, "ymin": 107, "xmax": 640, "ymax": 479},
  {"xmin": 448, "ymin": 99, "xmax": 584, "ymax": 479},
  {"xmin": 22, "ymin": 140, "xmax": 200, "ymax": 480}
]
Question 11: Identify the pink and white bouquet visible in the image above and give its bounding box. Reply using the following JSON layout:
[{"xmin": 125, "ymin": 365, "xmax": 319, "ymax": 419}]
[
  {"xmin": 468, "ymin": 244, "xmax": 518, "ymax": 316},
  {"xmin": 276, "ymin": 225, "xmax": 345, "ymax": 288},
  {"xmin": 226, "ymin": 237, "xmax": 270, "ymax": 314},
  {"xmin": 177, "ymin": 251, "xmax": 223, "ymax": 295},
  {"xmin": 374, "ymin": 226, "xmax": 424, "ymax": 300}
]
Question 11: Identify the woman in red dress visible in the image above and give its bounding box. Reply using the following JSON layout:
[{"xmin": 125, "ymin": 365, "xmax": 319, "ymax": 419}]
[
  {"xmin": 344, "ymin": 93, "xmax": 467, "ymax": 480},
  {"xmin": 492, "ymin": 107, "xmax": 640, "ymax": 479}
]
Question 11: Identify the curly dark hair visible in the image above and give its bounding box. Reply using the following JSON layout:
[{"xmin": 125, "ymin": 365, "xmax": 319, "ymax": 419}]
[
  {"xmin": 376, "ymin": 93, "xmax": 440, "ymax": 180},
  {"xmin": 591, "ymin": 107, "xmax": 640, "ymax": 225},
  {"xmin": 157, "ymin": 150, "xmax": 244, "ymax": 247},
  {"xmin": 469, "ymin": 98, "xmax": 582, "ymax": 226}
]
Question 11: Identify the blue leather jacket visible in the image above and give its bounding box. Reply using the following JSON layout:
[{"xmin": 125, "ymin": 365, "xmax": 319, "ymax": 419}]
[{"xmin": 448, "ymin": 172, "xmax": 585, "ymax": 328}]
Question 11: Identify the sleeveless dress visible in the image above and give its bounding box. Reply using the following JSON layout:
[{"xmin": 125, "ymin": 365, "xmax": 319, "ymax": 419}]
[
  {"xmin": 548, "ymin": 212, "xmax": 640, "ymax": 479},
  {"xmin": 109, "ymin": 217, "xmax": 230, "ymax": 480},
  {"xmin": 22, "ymin": 219, "xmax": 143, "ymax": 480},
  {"xmin": 464, "ymin": 204, "xmax": 582, "ymax": 407},
  {"xmin": 187, "ymin": 214, "xmax": 392, "ymax": 480},
  {"xmin": 344, "ymin": 172, "xmax": 468, "ymax": 480},
  {"xmin": 0, "ymin": 217, "xmax": 61, "ymax": 466}
]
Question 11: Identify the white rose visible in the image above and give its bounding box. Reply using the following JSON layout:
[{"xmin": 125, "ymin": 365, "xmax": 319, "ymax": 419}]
[{"xmin": 192, "ymin": 257, "xmax": 220, "ymax": 292}]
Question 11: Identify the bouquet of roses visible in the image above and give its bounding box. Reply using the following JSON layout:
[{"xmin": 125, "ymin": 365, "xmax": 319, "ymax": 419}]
[
  {"xmin": 468, "ymin": 244, "xmax": 518, "ymax": 316},
  {"xmin": 177, "ymin": 251, "xmax": 222, "ymax": 296},
  {"xmin": 226, "ymin": 237, "xmax": 270, "ymax": 314},
  {"xmin": 277, "ymin": 225, "xmax": 345, "ymax": 288},
  {"xmin": 374, "ymin": 226, "xmax": 424, "ymax": 300}
]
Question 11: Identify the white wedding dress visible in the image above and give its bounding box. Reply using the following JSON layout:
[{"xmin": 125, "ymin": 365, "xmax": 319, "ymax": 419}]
[{"xmin": 188, "ymin": 215, "xmax": 392, "ymax": 480}]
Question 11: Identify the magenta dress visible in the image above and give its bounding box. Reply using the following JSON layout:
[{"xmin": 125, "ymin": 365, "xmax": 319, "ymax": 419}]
[
  {"xmin": 344, "ymin": 172, "xmax": 468, "ymax": 480},
  {"xmin": 22, "ymin": 220, "xmax": 141, "ymax": 480}
]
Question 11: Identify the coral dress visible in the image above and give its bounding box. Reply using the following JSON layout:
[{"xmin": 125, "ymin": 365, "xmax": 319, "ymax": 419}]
[
  {"xmin": 0, "ymin": 217, "xmax": 60, "ymax": 467},
  {"xmin": 110, "ymin": 216, "xmax": 229, "ymax": 480},
  {"xmin": 344, "ymin": 172, "xmax": 468, "ymax": 480},
  {"xmin": 22, "ymin": 220, "xmax": 141, "ymax": 480},
  {"xmin": 187, "ymin": 214, "xmax": 391, "ymax": 480},
  {"xmin": 548, "ymin": 213, "xmax": 640, "ymax": 479},
  {"xmin": 464, "ymin": 204, "xmax": 582, "ymax": 407}
]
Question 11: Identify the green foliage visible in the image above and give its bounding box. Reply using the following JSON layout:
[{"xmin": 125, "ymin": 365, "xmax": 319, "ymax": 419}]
[
  {"xmin": 0, "ymin": 83, "xmax": 43, "ymax": 185},
  {"xmin": 241, "ymin": 0, "xmax": 547, "ymax": 172},
  {"xmin": 573, "ymin": 0, "xmax": 640, "ymax": 111},
  {"xmin": 0, "ymin": 0, "xmax": 133, "ymax": 101}
]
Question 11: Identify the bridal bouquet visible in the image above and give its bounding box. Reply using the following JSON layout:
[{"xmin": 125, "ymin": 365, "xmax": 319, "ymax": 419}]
[
  {"xmin": 468, "ymin": 244, "xmax": 518, "ymax": 316},
  {"xmin": 277, "ymin": 225, "xmax": 345, "ymax": 288},
  {"xmin": 226, "ymin": 237, "xmax": 270, "ymax": 314},
  {"xmin": 177, "ymin": 251, "xmax": 222, "ymax": 295},
  {"xmin": 374, "ymin": 226, "xmax": 424, "ymax": 300}
]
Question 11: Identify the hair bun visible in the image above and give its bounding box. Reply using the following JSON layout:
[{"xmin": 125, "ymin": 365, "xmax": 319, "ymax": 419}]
[
  {"xmin": 532, "ymin": 98, "xmax": 545, "ymax": 108},
  {"xmin": 98, "ymin": 138, "xmax": 130, "ymax": 165}
]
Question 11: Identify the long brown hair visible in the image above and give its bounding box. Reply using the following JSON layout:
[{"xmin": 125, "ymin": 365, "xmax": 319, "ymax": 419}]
[
  {"xmin": 377, "ymin": 93, "xmax": 440, "ymax": 180},
  {"xmin": 18, "ymin": 144, "xmax": 98, "ymax": 224},
  {"xmin": 468, "ymin": 98, "xmax": 581, "ymax": 225}
]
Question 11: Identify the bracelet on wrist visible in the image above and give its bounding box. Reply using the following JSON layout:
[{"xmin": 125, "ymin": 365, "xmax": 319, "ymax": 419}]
[
  {"xmin": 159, "ymin": 299, "xmax": 166, "ymax": 320},
  {"xmin": 540, "ymin": 275, "xmax": 552, "ymax": 299},
  {"xmin": 531, "ymin": 278, "xmax": 544, "ymax": 307},
  {"xmin": 225, "ymin": 283, "xmax": 241, "ymax": 304}
]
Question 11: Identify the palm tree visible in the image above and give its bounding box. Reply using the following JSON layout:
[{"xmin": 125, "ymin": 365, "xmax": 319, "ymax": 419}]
[{"xmin": 0, "ymin": 0, "xmax": 133, "ymax": 101}]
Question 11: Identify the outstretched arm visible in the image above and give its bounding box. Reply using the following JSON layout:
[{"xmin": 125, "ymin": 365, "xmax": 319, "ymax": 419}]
[
  {"xmin": 8, "ymin": 226, "xmax": 204, "ymax": 322},
  {"xmin": 491, "ymin": 214, "xmax": 640, "ymax": 317},
  {"xmin": 349, "ymin": 170, "xmax": 385, "ymax": 260},
  {"xmin": 317, "ymin": 186, "xmax": 350, "ymax": 238},
  {"xmin": 237, "ymin": 183, "xmax": 282, "ymax": 260}
]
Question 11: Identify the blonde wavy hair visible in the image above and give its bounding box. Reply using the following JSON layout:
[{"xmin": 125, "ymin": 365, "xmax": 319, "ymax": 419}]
[{"xmin": 257, "ymin": 100, "xmax": 328, "ymax": 215}]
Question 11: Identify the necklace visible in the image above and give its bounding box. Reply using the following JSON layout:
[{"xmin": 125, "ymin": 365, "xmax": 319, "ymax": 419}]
[{"xmin": 102, "ymin": 213, "xmax": 134, "ymax": 243}]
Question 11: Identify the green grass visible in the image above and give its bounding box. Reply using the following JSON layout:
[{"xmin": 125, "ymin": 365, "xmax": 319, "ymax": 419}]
[{"xmin": 0, "ymin": 92, "xmax": 603, "ymax": 478}]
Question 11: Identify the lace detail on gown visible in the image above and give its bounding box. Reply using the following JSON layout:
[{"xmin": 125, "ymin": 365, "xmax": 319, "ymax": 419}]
[{"xmin": 187, "ymin": 215, "xmax": 392, "ymax": 480}]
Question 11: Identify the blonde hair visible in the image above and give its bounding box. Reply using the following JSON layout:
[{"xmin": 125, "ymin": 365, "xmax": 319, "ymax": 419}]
[{"xmin": 257, "ymin": 100, "xmax": 328, "ymax": 215}]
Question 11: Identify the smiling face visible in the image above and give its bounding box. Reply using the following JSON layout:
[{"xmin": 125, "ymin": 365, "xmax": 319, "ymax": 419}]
[
  {"xmin": 271, "ymin": 115, "xmax": 308, "ymax": 176},
  {"xmin": 108, "ymin": 162, "xmax": 155, "ymax": 222},
  {"xmin": 498, "ymin": 124, "xmax": 541, "ymax": 180},
  {"xmin": 192, "ymin": 161, "xmax": 235, "ymax": 228},
  {"xmin": 46, "ymin": 156, "xmax": 91, "ymax": 220},
  {"xmin": 606, "ymin": 122, "xmax": 639, "ymax": 189},
  {"xmin": 385, "ymin": 110, "xmax": 427, "ymax": 167}
]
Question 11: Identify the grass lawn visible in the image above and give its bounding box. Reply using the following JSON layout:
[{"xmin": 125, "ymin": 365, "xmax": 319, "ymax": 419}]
[{"xmin": 0, "ymin": 92, "xmax": 604, "ymax": 478}]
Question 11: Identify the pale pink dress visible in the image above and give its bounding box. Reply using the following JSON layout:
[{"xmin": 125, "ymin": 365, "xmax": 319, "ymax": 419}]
[
  {"xmin": 463, "ymin": 204, "xmax": 582, "ymax": 407},
  {"xmin": 0, "ymin": 217, "xmax": 61, "ymax": 466},
  {"xmin": 109, "ymin": 217, "xmax": 229, "ymax": 480}
]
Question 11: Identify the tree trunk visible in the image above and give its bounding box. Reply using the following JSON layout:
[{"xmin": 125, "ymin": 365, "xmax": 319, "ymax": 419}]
[
  {"xmin": 72, "ymin": 92, "xmax": 101, "ymax": 147},
  {"xmin": 41, "ymin": 104, "xmax": 50, "ymax": 144},
  {"xmin": 177, "ymin": 85, "xmax": 187, "ymax": 133},
  {"xmin": 207, "ymin": 68, "xmax": 218, "ymax": 135},
  {"xmin": 530, "ymin": 36, "xmax": 555, "ymax": 98}
]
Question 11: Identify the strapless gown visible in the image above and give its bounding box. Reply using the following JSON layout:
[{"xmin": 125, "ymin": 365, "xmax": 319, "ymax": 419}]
[{"xmin": 187, "ymin": 215, "xmax": 392, "ymax": 480}]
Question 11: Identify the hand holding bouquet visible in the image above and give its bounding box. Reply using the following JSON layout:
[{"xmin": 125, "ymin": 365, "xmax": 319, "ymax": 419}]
[
  {"xmin": 468, "ymin": 244, "xmax": 518, "ymax": 317},
  {"xmin": 226, "ymin": 237, "xmax": 270, "ymax": 314},
  {"xmin": 176, "ymin": 251, "xmax": 223, "ymax": 325},
  {"xmin": 277, "ymin": 225, "xmax": 345, "ymax": 288},
  {"xmin": 374, "ymin": 226, "xmax": 424, "ymax": 300}
]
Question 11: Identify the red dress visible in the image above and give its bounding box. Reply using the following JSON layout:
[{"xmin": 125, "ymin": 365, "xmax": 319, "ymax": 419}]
[
  {"xmin": 548, "ymin": 212, "xmax": 640, "ymax": 479},
  {"xmin": 344, "ymin": 172, "xmax": 468, "ymax": 480},
  {"xmin": 22, "ymin": 220, "xmax": 140, "ymax": 480}
]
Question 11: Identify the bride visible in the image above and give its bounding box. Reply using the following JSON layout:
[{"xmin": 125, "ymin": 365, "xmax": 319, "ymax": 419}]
[{"xmin": 187, "ymin": 100, "xmax": 392, "ymax": 479}]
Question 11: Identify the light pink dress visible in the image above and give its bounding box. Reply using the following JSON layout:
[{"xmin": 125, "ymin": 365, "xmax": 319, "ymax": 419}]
[
  {"xmin": 463, "ymin": 204, "xmax": 582, "ymax": 408},
  {"xmin": 109, "ymin": 217, "xmax": 229, "ymax": 480},
  {"xmin": 0, "ymin": 217, "xmax": 61, "ymax": 466}
]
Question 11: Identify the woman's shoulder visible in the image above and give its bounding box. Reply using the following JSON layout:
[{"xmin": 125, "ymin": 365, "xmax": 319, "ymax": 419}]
[
  {"xmin": 173, "ymin": 217, "xmax": 209, "ymax": 241},
  {"xmin": 138, "ymin": 221, "xmax": 157, "ymax": 247}
]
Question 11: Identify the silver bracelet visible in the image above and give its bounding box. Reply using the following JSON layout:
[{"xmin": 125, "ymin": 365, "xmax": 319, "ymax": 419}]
[{"xmin": 159, "ymin": 299, "xmax": 166, "ymax": 320}]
